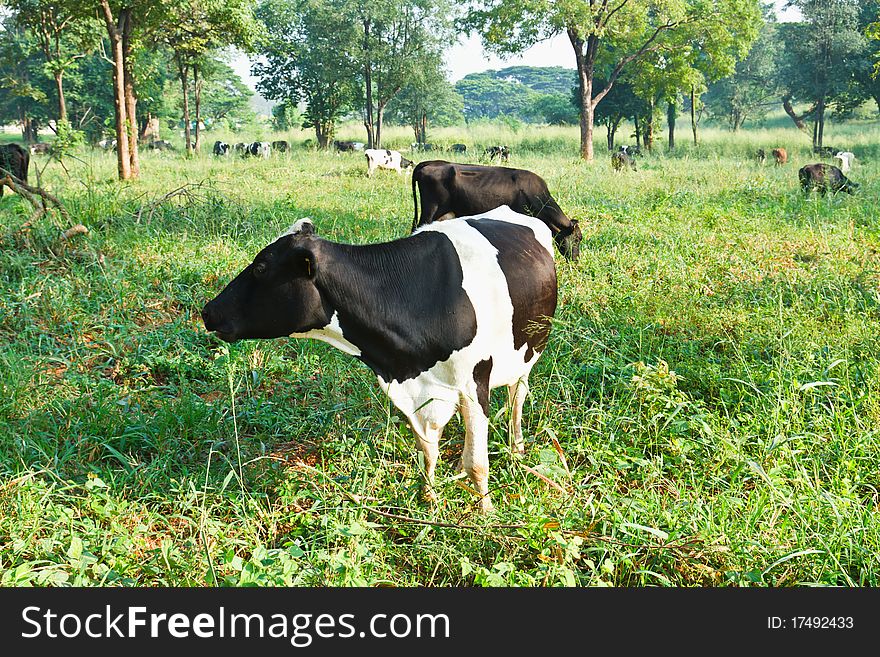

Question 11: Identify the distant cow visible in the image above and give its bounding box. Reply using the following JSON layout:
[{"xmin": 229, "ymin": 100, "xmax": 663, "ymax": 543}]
[
  {"xmin": 233, "ymin": 142, "xmax": 247, "ymax": 154},
  {"xmin": 484, "ymin": 145, "xmax": 511, "ymax": 162},
  {"xmin": 98, "ymin": 138, "xmax": 117, "ymax": 151},
  {"xmin": 411, "ymin": 142, "xmax": 436, "ymax": 152},
  {"xmin": 619, "ymin": 145, "xmax": 641, "ymax": 157},
  {"xmin": 365, "ymin": 148, "xmax": 413, "ymax": 176},
  {"xmin": 247, "ymin": 141, "xmax": 271, "ymax": 158},
  {"xmin": 450, "ymin": 143, "xmax": 467, "ymax": 154},
  {"xmin": 611, "ymin": 151, "xmax": 636, "ymax": 171},
  {"xmin": 146, "ymin": 139, "xmax": 174, "ymax": 151},
  {"xmin": 29, "ymin": 143, "xmax": 52, "ymax": 155},
  {"xmin": 799, "ymin": 163, "xmax": 859, "ymax": 196},
  {"xmin": 334, "ymin": 140, "xmax": 359, "ymax": 153},
  {"xmin": 213, "ymin": 140, "xmax": 230, "ymax": 156},
  {"xmin": 813, "ymin": 145, "xmax": 836, "ymax": 158},
  {"xmin": 755, "ymin": 148, "xmax": 766, "ymax": 165},
  {"xmin": 833, "ymin": 151, "xmax": 854, "ymax": 174},
  {"xmin": 271, "ymin": 140, "xmax": 289, "ymax": 153},
  {"xmin": 0, "ymin": 143, "xmax": 29, "ymax": 197},
  {"xmin": 772, "ymin": 148, "xmax": 787, "ymax": 166},
  {"xmin": 201, "ymin": 207, "xmax": 557, "ymax": 512},
  {"xmin": 411, "ymin": 159, "xmax": 582, "ymax": 260}
]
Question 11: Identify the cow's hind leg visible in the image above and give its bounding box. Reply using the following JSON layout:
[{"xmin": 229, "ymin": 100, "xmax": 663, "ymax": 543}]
[
  {"xmin": 507, "ymin": 377, "xmax": 529, "ymax": 455},
  {"xmin": 460, "ymin": 360, "xmax": 493, "ymax": 512}
]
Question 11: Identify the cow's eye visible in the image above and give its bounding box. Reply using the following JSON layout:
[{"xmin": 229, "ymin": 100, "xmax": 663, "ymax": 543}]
[{"xmin": 253, "ymin": 262, "xmax": 267, "ymax": 278}]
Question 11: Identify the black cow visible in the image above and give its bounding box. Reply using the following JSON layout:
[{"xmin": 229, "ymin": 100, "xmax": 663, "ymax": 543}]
[
  {"xmin": 411, "ymin": 160, "xmax": 581, "ymax": 260},
  {"xmin": 0, "ymin": 143, "xmax": 29, "ymax": 197},
  {"xmin": 30, "ymin": 142, "xmax": 52, "ymax": 155},
  {"xmin": 798, "ymin": 163, "xmax": 859, "ymax": 196},
  {"xmin": 450, "ymin": 143, "xmax": 467, "ymax": 154},
  {"xmin": 147, "ymin": 139, "xmax": 175, "ymax": 151},
  {"xmin": 484, "ymin": 145, "xmax": 511, "ymax": 162},
  {"xmin": 333, "ymin": 140, "xmax": 358, "ymax": 153},
  {"xmin": 271, "ymin": 140, "xmax": 289, "ymax": 153},
  {"xmin": 755, "ymin": 148, "xmax": 766, "ymax": 164},
  {"xmin": 202, "ymin": 209, "xmax": 558, "ymax": 512},
  {"xmin": 213, "ymin": 140, "xmax": 230, "ymax": 156},
  {"xmin": 611, "ymin": 151, "xmax": 636, "ymax": 171},
  {"xmin": 813, "ymin": 146, "xmax": 837, "ymax": 158}
]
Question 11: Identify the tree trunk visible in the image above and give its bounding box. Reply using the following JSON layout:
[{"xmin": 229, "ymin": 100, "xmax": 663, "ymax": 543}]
[
  {"xmin": 362, "ymin": 19, "xmax": 375, "ymax": 149},
  {"xmin": 634, "ymin": 116, "xmax": 641, "ymax": 148},
  {"xmin": 101, "ymin": 1, "xmax": 131, "ymax": 181},
  {"xmin": 782, "ymin": 94, "xmax": 814, "ymax": 134},
  {"xmin": 54, "ymin": 71, "xmax": 67, "ymax": 124},
  {"xmin": 316, "ymin": 122, "xmax": 330, "ymax": 149},
  {"xmin": 606, "ymin": 123, "xmax": 612, "ymax": 150},
  {"xmin": 816, "ymin": 97, "xmax": 825, "ymax": 149},
  {"xmin": 570, "ymin": 29, "xmax": 596, "ymax": 161},
  {"xmin": 178, "ymin": 58, "xmax": 192, "ymax": 155},
  {"xmin": 375, "ymin": 102, "xmax": 385, "ymax": 149},
  {"xmin": 646, "ymin": 98, "xmax": 655, "ymax": 151},
  {"xmin": 690, "ymin": 86, "xmax": 697, "ymax": 145},
  {"xmin": 121, "ymin": 13, "xmax": 139, "ymax": 178},
  {"xmin": 194, "ymin": 64, "xmax": 202, "ymax": 152},
  {"xmin": 667, "ymin": 102, "xmax": 676, "ymax": 150}
]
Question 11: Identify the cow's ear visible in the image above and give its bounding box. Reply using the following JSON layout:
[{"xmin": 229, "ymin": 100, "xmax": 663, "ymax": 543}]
[{"xmin": 290, "ymin": 246, "xmax": 317, "ymax": 279}]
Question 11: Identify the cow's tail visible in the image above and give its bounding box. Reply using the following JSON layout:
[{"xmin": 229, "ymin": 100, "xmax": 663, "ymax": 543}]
[{"xmin": 411, "ymin": 164, "xmax": 420, "ymax": 233}]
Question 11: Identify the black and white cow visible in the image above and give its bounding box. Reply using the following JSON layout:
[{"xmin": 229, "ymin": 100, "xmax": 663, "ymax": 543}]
[
  {"xmin": 798, "ymin": 163, "xmax": 859, "ymax": 196},
  {"xmin": 213, "ymin": 140, "xmax": 230, "ymax": 156},
  {"xmin": 365, "ymin": 148, "xmax": 413, "ymax": 176},
  {"xmin": 0, "ymin": 143, "xmax": 29, "ymax": 197},
  {"xmin": 246, "ymin": 141, "xmax": 271, "ymax": 158},
  {"xmin": 201, "ymin": 206, "xmax": 558, "ymax": 512},
  {"xmin": 411, "ymin": 160, "xmax": 582, "ymax": 260},
  {"xmin": 484, "ymin": 145, "xmax": 511, "ymax": 162}
]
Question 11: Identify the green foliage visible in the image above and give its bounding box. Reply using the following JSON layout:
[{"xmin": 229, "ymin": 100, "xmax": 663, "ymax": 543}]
[
  {"xmin": 2, "ymin": 119, "xmax": 880, "ymax": 587},
  {"xmin": 531, "ymin": 93, "xmax": 579, "ymax": 125},
  {"xmin": 455, "ymin": 66, "xmax": 577, "ymax": 123}
]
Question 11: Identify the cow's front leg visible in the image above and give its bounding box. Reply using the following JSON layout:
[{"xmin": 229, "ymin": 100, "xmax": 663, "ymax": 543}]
[{"xmin": 507, "ymin": 377, "xmax": 529, "ymax": 455}]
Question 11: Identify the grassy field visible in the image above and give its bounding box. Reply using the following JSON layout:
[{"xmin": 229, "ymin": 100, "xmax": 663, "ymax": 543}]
[{"xmin": 1, "ymin": 120, "xmax": 879, "ymax": 586}]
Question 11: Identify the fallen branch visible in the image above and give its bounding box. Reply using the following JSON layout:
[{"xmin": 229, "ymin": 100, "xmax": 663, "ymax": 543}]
[
  {"xmin": 0, "ymin": 168, "xmax": 71, "ymax": 225},
  {"xmin": 135, "ymin": 180, "xmax": 214, "ymax": 224}
]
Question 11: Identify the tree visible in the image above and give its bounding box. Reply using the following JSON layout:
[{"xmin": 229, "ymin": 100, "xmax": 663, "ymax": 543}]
[
  {"xmin": 254, "ymin": 0, "xmax": 359, "ymax": 148},
  {"xmin": 704, "ymin": 6, "xmax": 782, "ymax": 130},
  {"xmin": 385, "ymin": 57, "xmax": 464, "ymax": 143},
  {"xmin": 0, "ymin": 16, "xmax": 52, "ymax": 142},
  {"xmin": 7, "ymin": 0, "xmax": 100, "ymax": 125},
  {"xmin": 351, "ymin": 0, "xmax": 454, "ymax": 148},
  {"xmin": 531, "ymin": 93, "xmax": 579, "ymax": 125},
  {"xmin": 454, "ymin": 72, "xmax": 542, "ymax": 121},
  {"xmin": 778, "ymin": 0, "xmax": 866, "ymax": 148},
  {"xmin": 163, "ymin": 0, "xmax": 259, "ymax": 153},
  {"xmin": 466, "ymin": 0, "xmax": 762, "ymax": 161}
]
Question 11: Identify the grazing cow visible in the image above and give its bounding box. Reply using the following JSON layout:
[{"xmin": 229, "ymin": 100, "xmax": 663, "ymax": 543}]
[
  {"xmin": 0, "ymin": 143, "xmax": 29, "ymax": 196},
  {"xmin": 272, "ymin": 140, "xmax": 289, "ymax": 153},
  {"xmin": 755, "ymin": 148, "xmax": 766, "ymax": 165},
  {"xmin": 619, "ymin": 144, "xmax": 641, "ymax": 157},
  {"xmin": 29, "ymin": 143, "xmax": 52, "ymax": 155},
  {"xmin": 450, "ymin": 143, "xmax": 467, "ymax": 154},
  {"xmin": 213, "ymin": 140, "xmax": 230, "ymax": 156},
  {"xmin": 202, "ymin": 208, "xmax": 557, "ymax": 512},
  {"xmin": 246, "ymin": 141, "xmax": 271, "ymax": 158},
  {"xmin": 484, "ymin": 145, "xmax": 511, "ymax": 162},
  {"xmin": 833, "ymin": 151, "xmax": 854, "ymax": 174},
  {"xmin": 411, "ymin": 160, "xmax": 581, "ymax": 260},
  {"xmin": 334, "ymin": 140, "xmax": 357, "ymax": 153},
  {"xmin": 147, "ymin": 139, "xmax": 175, "ymax": 151},
  {"xmin": 365, "ymin": 148, "xmax": 413, "ymax": 176},
  {"xmin": 232, "ymin": 142, "xmax": 248, "ymax": 155},
  {"xmin": 798, "ymin": 163, "xmax": 859, "ymax": 196},
  {"xmin": 771, "ymin": 148, "xmax": 787, "ymax": 166},
  {"xmin": 98, "ymin": 138, "xmax": 117, "ymax": 151},
  {"xmin": 813, "ymin": 145, "xmax": 836, "ymax": 158},
  {"xmin": 611, "ymin": 151, "xmax": 636, "ymax": 171}
]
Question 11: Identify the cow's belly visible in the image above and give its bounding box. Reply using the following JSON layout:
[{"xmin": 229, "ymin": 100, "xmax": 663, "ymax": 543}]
[{"xmin": 380, "ymin": 216, "xmax": 545, "ymax": 419}]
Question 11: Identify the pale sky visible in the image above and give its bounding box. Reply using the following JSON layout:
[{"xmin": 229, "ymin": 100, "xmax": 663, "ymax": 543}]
[{"xmin": 233, "ymin": 1, "xmax": 801, "ymax": 91}]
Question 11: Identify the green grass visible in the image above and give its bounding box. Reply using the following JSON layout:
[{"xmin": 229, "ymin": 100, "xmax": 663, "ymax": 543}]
[{"xmin": 1, "ymin": 119, "xmax": 879, "ymax": 586}]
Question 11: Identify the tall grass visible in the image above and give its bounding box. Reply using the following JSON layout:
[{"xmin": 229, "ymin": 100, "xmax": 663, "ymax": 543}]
[{"xmin": 1, "ymin": 119, "xmax": 879, "ymax": 586}]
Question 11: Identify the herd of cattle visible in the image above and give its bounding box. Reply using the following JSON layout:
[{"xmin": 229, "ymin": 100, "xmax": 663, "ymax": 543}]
[{"xmin": 0, "ymin": 133, "xmax": 869, "ymax": 510}]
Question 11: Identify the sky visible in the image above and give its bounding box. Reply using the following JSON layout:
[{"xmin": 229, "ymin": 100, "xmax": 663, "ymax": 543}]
[{"xmin": 233, "ymin": 1, "xmax": 803, "ymax": 93}]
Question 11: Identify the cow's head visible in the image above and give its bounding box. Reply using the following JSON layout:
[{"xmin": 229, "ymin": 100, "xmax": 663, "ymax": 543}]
[
  {"xmin": 838, "ymin": 178, "xmax": 860, "ymax": 195},
  {"xmin": 201, "ymin": 220, "xmax": 329, "ymax": 342},
  {"xmin": 555, "ymin": 219, "xmax": 582, "ymax": 261}
]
